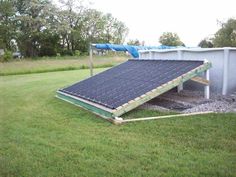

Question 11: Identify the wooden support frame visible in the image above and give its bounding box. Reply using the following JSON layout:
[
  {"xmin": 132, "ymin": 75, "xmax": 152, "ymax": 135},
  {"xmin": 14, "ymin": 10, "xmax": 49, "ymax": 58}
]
[
  {"xmin": 112, "ymin": 62, "xmax": 212, "ymax": 117},
  {"xmin": 204, "ymin": 68, "xmax": 210, "ymax": 99},
  {"xmin": 191, "ymin": 76, "xmax": 209, "ymax": 85},
  {"xmin": 56, "ymin": 61, "xmax": 212, "ymax": 123}
]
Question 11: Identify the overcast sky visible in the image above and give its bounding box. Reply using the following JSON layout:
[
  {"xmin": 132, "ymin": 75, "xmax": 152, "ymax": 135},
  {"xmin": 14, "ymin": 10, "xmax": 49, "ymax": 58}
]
[{"xmin": 91, "ymin": 0, "xmax": 236, "ymax": 46}]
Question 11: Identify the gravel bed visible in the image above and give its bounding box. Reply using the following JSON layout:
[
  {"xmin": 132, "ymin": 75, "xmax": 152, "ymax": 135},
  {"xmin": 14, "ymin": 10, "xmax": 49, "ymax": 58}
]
[{"xmin": 140, "ymin": 90, "xmax": 236, "ymax": 113}]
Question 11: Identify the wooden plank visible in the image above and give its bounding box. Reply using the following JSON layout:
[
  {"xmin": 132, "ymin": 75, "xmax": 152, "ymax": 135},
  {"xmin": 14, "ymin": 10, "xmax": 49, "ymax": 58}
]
[
  {"xmin": 57, "ymin": 91, "xmax": 114, "ymax": 113},
  {"xmin": 56, "ymin": 91, "xmax": 114, "ymax": 118},
  {"xmin": 112, "ymin": 62, "xmax": 212, "ymax": 117},
  {"xmin": 191, "ymin": 76, "xmax": 209, "ymax": 85},
  {"xmin": 120, "ymin": 111, "xmax": 214, "ymax": 123},
  {"xmin": 204, "ymin": 69, "xmax": 210, "ymax": 99},
  {"xmin": 89, "ymin": 45, "xmax": 93, "ymax": 76}
]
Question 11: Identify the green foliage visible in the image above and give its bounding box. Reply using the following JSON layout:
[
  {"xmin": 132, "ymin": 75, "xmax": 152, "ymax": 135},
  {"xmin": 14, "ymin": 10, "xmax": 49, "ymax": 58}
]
[
  {"xmin": 74, "ymin": 50, "xmax": 81, "ymax": 56},
  {"xmin": 212, "ymin": 18, "xmax": 236, "ymax": 47},
  {"xmin": 0, "ymin": 0, "xmax": 16, "ymax": 50},
  {"xmin": 0, "ymin": 0, "xmax": 129, "ymax": 58},
  {"xmin": 127, "ymin": 39, "xmax": 141, "ymax": 46},
  {"xmin": 0, "ymin": 70, "xmax": 236, "ymax": 176},
  {"xmin": 60, "ymin": 49, "xmax": 74, "ymax": 56},
  {"xmin": 2, "ymin": 50, "xmax": 12, "ymax": 62},
  {"xmin": 159, "ymin": 32, "xmax": 185, "ymax": 46},
  {"xmin": 198, "ymin": 39, "xmax": 213, "ymax": 48},
  {"xmin": 38, "ymin": 31, "xmax": 60, "ymax": 57}
]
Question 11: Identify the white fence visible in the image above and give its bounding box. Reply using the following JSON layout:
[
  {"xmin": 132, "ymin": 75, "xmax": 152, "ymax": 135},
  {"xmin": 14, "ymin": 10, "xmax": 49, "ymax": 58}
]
[{"xmin": 139, "ymin": 47, "xmax": 236, "ymax": 95}]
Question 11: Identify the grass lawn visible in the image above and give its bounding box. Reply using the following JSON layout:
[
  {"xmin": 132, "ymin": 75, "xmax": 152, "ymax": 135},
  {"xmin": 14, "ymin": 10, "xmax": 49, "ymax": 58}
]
[
  {"xmin": 0, "ymin": 69, "xmax": 236, "ymax": 177},
  {"xmin": 0, "ymin": 55, "xmax": 128, "ymax": 76}
]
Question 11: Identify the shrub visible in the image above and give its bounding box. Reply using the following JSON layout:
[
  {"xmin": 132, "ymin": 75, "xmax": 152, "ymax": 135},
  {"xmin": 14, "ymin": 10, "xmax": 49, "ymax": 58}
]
[
  {"xmin": 60, "ymin": 49, "xmax": 73, "ymax": 56},
  {"xmin": 75, "ymin": 50, "xmax": 81, "ymax": 56},
  {"xmin": 81, "ymin": 51, "xmax": 89, "ymax": 56},
  {"xmin": 2, "ymin": 50, "xmax": 13, "ymax": 62}
]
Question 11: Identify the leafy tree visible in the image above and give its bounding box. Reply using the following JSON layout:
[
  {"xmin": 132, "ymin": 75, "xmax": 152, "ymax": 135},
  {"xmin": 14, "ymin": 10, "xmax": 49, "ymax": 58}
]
[
  {"xmin": 0, "ymin": 0, "xmax": 129, "ymax": 58},
  {"xmin": 159, "ymin": 32, "xmax": 184, "ymax": 46},
  {"xmin": 212, "ymin": 18, "xmax": 236, "ymax": 47},
  {"xmin": 56, "ymin": 0, "xmax": 87, "ymax": 53},
  {"xmin": 102, "ymin": 13, "xmax": 128, "ymax": 44},
  {"xmin": 127, "ymin": 39, "xmax": 141, "ymax": 46},
  {"xmin": 53, "ymin": 3, "xmax": 128, "ymax": 54},
  {"xmin": 15, "ymin": 0, "xmax": 56, "ymax": 57},
  {"xmin": 38, "ymin": 30, "xmax": 60, "ymax": 56},
  {"xmin": 0, "ymin": 0, "xmax": 16, "ymax": 50},
  {"xmin": 198, "ymin": 38, "xmax": 213, "ymax": 48}
]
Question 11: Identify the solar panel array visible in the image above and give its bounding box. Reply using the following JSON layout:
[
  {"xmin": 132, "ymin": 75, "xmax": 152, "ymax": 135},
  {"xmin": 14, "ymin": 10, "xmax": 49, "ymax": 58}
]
[{"xmin": 59, "ymin": 59, "xmax": 203, "ymax": 109}]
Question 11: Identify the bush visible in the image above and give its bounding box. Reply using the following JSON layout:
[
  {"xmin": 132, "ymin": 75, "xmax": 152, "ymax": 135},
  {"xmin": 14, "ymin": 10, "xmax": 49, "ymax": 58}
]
[
  {"xmin": 2, "ymin": 50, "xmax": 13, "ymax": 62},
  {"xmin": 74, "ymin": 50, "xmax": 81, "ymax": 56},
  {"xmin": 81, "ymin": 51, "xmax": 89, "ymax": 56},
  {"xmin": 60, "ymin": 49, "xmax": 73, "ymax": 56}
]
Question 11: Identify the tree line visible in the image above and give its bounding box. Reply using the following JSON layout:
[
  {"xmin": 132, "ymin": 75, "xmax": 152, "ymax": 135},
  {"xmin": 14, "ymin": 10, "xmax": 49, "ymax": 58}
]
[
  {"xmin": 198, "ymin": 18, "xmax": 236, "ymax": 48},
  {"xmin": 128, "ymin": 18, "xmax": 236, "ymax": 48},
  {"xmin": 1, "ymin": 0, "xmax": 235, "ymax": 59},
  {"xmin": 0, "ymin": 0, "xmax": 129, "ymax": 57}
]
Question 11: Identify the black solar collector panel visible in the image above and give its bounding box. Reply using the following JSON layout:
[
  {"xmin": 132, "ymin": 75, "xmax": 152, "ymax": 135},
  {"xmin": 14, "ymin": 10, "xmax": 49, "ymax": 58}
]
[{"xmin": 59, "ymin": 59, "xmax": 204, "ymax": 109}]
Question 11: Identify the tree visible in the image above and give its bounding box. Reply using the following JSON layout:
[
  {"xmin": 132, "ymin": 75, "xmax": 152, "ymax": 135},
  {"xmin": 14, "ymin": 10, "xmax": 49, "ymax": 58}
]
[
  {"xmin": 38, "ymin": 30, "xmax": 60, "ymax": 56},
  {"xmin": 127, "ymin": 39, "xmax": 141, "ymax": 46},
  {"xmin": 159, "ymin": 32, "xmax": 184, "ymax": 46},
  {"xmin": 56, "ymin": 0, "xmax": 87, "ymax": 53},
  {"xmin": 0, "ymin": 0, "xmax": 16, "ymax": 50},
  {"xmin": 198, "ymin": 38, "xmax": 213, "ymax": 48},
  {"xmin": 102, "ymin": 13, "xmax": 128, "ymax": 44},
  {"xmin": 0, "ymin": 0, "xmax": 129, "ymax": 58},
  {"xmin": 15, "ymin": 0, "xmax": 56, "ymax": 57},
  {"xmin": 212, "ymin": 18, "xmax": 236, "ymax": 47}
]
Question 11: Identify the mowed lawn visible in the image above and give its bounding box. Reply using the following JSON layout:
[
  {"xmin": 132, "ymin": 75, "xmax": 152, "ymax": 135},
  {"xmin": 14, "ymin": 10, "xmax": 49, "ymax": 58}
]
[
  {"xmin": 0, "ymin": 69, "xmax": 236, "ymax": 177},
  {"xmin": 0, "ymin": 55, "xmax": 128, "ymax": 76}
]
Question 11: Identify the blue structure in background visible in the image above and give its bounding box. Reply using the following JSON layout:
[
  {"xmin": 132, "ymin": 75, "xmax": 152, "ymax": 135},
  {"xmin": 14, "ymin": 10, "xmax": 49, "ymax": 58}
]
[{"xmin": 94, "ymin": 43, "xmax": 179, "ymax": 58}]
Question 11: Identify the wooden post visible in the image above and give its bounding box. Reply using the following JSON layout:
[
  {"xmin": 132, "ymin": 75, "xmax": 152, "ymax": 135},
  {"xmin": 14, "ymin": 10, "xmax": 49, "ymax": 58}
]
[
  {"xmin": 177, "ymin": 83, "xmax": 183, "ymax": 93},
  {"xmin": 222, "ymin": 48, "xmax": 229, "ymax": 95},
  {"xmin": 204, "ymin": 69, "xmax": 210, "ymax": 99},
  {"xmin": 89, "ymin": 44, "xmax": 93, "ymax": 76},
  {"xmin": 177, "ymin": 50, "xmax": 183, "ymax": 92}
]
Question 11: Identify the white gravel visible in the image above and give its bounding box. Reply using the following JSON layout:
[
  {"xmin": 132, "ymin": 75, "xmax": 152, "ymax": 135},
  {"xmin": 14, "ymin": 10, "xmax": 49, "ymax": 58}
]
[
  {"xmin": 140, "ymin": 90, "xmax": 236, "ymax": 113},
  {"xmin": 182, "ymin": 100, "xmax": 232, "ymax": 113}
]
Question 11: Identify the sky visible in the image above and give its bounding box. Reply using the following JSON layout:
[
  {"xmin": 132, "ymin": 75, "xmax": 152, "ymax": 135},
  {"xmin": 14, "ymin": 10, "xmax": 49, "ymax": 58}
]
[{"xmin": 91, "ymin": 0, "xmax": 236, "ymax": 46}]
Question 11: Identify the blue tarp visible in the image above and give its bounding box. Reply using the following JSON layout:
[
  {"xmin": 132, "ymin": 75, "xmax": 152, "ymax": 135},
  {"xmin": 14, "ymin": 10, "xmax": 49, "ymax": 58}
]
[{"xmin": 94, "ymin": 43, "xmax": 178, "ymax": 58}]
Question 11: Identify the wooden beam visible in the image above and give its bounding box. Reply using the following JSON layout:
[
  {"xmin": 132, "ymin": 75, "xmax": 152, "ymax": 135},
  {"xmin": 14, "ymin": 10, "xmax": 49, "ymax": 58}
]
[
  {"xmin": 89, "ymin": 45, "xmax": 93, "ymax": 76},
  {"xmin": 56, "ymin": 91, "xmax": 114, "ymax": 118},
  {"xmin": 113, "ymin": 111, "xmax": 214, "ymax": 124},
  {"xmin": 177, "ymin": 83, "xmax": 183, "ymax": 93},
  {"xmin": 204, "ymin": 69, "xmax": 210, "ymax": 99},
  {"xmin": 191, "ymin": 76, "xmax": 209, "ymax": 85}
]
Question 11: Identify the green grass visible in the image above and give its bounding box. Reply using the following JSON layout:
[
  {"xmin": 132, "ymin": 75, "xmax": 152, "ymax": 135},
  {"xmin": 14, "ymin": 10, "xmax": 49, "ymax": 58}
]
[
  {"xmin": 0, "ymin": 55, "xmax": 128, "ymax": 76},
  {"xmin": 0, "ymin": 69, "xmax": 236, "ymax": 177}
]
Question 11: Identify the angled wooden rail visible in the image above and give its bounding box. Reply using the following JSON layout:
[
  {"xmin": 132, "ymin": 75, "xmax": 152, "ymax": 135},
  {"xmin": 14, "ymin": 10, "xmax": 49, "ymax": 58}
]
[{"xmin": 112, "ymin": 111, "xmax": 214, "ymax": 124}]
